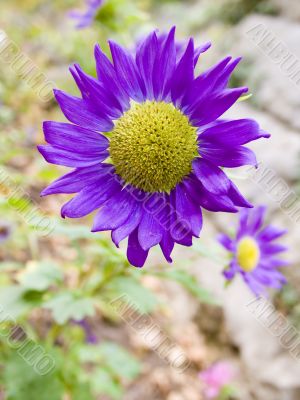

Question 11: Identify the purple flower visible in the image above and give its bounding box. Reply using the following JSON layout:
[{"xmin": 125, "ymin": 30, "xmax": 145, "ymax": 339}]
[
  {"xmin": 219, "ymin": 206, "xmax": 288, "ymax": 295},
  {"xmin": 69, "ymin": 0, "xmax": 104, "ymax": 29},
  {"xmin": 0, "ymin": 221, "xmax": 12, "ymax": 243},
  {"xmin": 38, "ymin": 27, "xmax": 270, "ymax": 268},
  {"xmin": 199, "ymin": 361, "xmax": 236, "ymax": 399},
  {"xmin": 76, "ymin": 319, "xmax": 98, "ymax": 344}
]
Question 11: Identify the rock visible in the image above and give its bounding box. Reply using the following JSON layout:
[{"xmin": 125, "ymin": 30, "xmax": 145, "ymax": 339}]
[
  {"xmin": 228, "ymin": 15, "xmax": 300, "ymax": 131},
  {"xmin": 273, "ymin": 0, "xmax": 300, "ymax": 22}
]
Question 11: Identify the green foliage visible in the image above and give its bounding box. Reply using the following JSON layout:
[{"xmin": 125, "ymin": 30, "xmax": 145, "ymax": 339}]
[
  {"xmin": 3, "ymin": 350, "xmax": 63, "ymax": 400},
  {"xmin": 44, "ymin": 292, "xmax": 95, "ymax": 325},
  {"xmin": 154, "ymin": 268, "xmax": 218, "ymax": 305},
  {"xmin": 18, "ymin": 261, "xmax": 63, "ymax": 291}
]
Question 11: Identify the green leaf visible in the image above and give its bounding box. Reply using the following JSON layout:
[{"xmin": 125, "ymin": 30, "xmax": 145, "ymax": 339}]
[
  {"xmin": 98, "ymin": 342, "xmax": 141, "ymax": 380},
  {"xmin": 3, "ymin": 350, "xmax": 63, "ymax": 400},
  {"xmin": 104, "ymin": 276, "xmax": 158, "ymax": 314},
  {"xmin": 52, "ymin": 223, "xmax": 93, "ymax": 240},
  {"xmin": 0, "ymin": 286, "xmax": 36, "ymax": 320},
  {"xmin": 72, "ymin": 382, "xmax": 94, "ymax": 400},
  {"xmin": 78, "ymin": 342, "xmax": 141, "ymax": 381},
  {"xmin": 91, "ymin": 368, "xmax": 123, "ymax": 400},
  {"xmin": 44, "ymin": 292, "xmax": 95, "ymax": 325},
  {"xmin": 155, "ymin": 268, "xmax": 218, "ymax": 304},
  {"xmin": 18, "ymin": 261, "xmax": 63, "ymax": 291}
]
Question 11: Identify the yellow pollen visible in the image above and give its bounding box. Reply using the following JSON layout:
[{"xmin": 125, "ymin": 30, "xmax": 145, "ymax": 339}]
[
  {"xmin": 109, "ymin": 101, "xmax": 198, "ymax": 193},
  {"xmin": 237, "ymin": 236, "xmax": 260, "ymax": 272}
]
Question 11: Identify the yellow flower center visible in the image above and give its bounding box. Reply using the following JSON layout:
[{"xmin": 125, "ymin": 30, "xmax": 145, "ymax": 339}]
[
  {"xmin": 237, "ymin": 236, "xmax": 260, "ymax": 272},
  {"xmin": 109, "ymin": 101, "xmax": 198, "ymax": 193}
]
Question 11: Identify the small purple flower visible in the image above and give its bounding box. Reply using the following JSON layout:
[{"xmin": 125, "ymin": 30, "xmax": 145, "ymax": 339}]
[
  {"xmin": 199, "ymin": 361, "xmax": 236, "ymax": 399},
  {"xmin": 38, "ymin": 27, "xmax": 270, "ymax": 268},
  {"xmin": 219, "ymin": 206, "xmax": 288, "ymax": 295},
  {"xmin": 0, "ymin": 221, "xmax": 12, "ymax": 243},
  {"xmin": 69, "ymin": 0, "xmax": 104, "ymax": 29},
  {"xmin": 76, "ymin": 319, "xmax": 98, "ymax": 344}
]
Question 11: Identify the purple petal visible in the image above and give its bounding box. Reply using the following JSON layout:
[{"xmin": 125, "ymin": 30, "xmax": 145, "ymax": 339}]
[
  {"xmin": 94, "ymin": 45, "xmax": 130, "ymax": 111},
  {"xmin": 181, "ymin": 57, "xmax": 232, "ymax": 112},
  {"xmin": 38, "ymin": 145, "xmax": 108, "ymax": 168},
  {"xmin": 54, "ymin": 89, "xmax": 113, "ymax": 132},
  {"xmin": 159, "ymin": 230, "xmax": 174, "ymax": 263},
  {"xmin": 61, "ymin": 177, "xmax": 121, "ymax": 218},
  {"xmin": 218, "ymin": 233, "xmax": 235, "ymax": 251},
  {"xmin": 92, "ymin": 189, "xmax": 136, "ymax": 232},
  {"xmin": 127, "ymin": 228, "xmax": 149, "ymax": 268},
  {"xmin": 193, "ymin": 158, "xmax": 231, "ymax": 194},
  {"xmin": 175, "ymin": 183, "xmax": 203, "ymax": 237},
  {"xmin": 189, "ymin": 87, "xmax": 248, "ymax": 127},
  {"xmin": 194, "ymin": 41, "xmax": 211, "ymax": 66},
  {"xmin": 199, "ymin": 143, "xmax": 257, "ymax": 168},
  {"xmin": 43, "ymin": 121, "xmax": 109, "ymax": 153},
  {"xmin": 199, "ymin": 119, "xmax": 270, "ymax": 146},
  {"xmin": 227, "ymin": 181, "xmax": 253, "ymax": 208},
  {"xmin": 136, "ymin": 31, "xmax": 158, "ymax": 100},
  {"xmin": 214, "ymin": 57, "xmax": 242, "ymax": 90},
  {"xmin": 41, "ymin": 164, "xmax": 113, "ymax": 196},
  {"xmin": 223, "ymin": 261, "xmax": 239, "ymax": 280},
  {"xmin": 153, "ymin": 26, "xmax": 176, "ymax": 100},
  {"xmin": 171, "ymin": 38, "xmax": 195, "ymax": 105},
  {"xmin": 109, "ymin": 40, "xmax": 146, "ymax": 102},
  {"xmin": 169, "ymin": 189, "xmax": 193, "ymax": 245},
  {"xmin": 138, "ymin": 195, "xmax": 164, "ymax": 251},
  {"xmin": 248, "ymin": 205, "xmax": 266, "ymax": 233},
  {"xmin": 183, "ymin": 175, "xmax": 238, "ymax": 213},
  {"xmin": 111, "ymin": 201, "xmax": 143, "ymax": 247},
  {"xmin": 257, "ymin": 225, "xmax": 287, "ymax": 242},
  {"xmin": 260, "ymin": 243, "xmax": 288, "ymax": 255},
  {"xmin": 73, "ymin": 64, "xmax": 123, "ymax": 119}
]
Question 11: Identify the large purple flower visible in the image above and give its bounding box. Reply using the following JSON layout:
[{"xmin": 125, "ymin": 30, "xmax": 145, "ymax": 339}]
[
  {"xmin": 219, "ymin": 206, "xmax": 288, "ymax": 295},
  {"xmin": 69, "ymin": 0, "xmax": 104, "ymax": 29},
  {"xmin": 38, "ymin": 27, "xmax": 270, "ymax": 268}
]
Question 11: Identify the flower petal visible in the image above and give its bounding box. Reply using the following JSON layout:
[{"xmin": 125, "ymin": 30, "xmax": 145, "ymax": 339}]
[
  {"xmin": 109, "ymin": 40, "xmax": 146, "ymax": 102},
  {"xmin": 54, "ymin": 89, "xmax": 113, "ymax": 132},
  {"xmin": 43, "ymin": 121, "xmax": 109, "ymax": 153},
  {"xmin": 61, "ymin": 177, "xmax": 121, "ymax": 218},
  {"xmin": 193, "ymin": 158, "xmax": 231, "ymax": 194},
  {"xmin": 41, "ymin": 164, "xmax": 113, "ymax": 196},
  {"xmin": 199, "ymin": 119, "xmax": 270, "ymax": 146},
  {"xmin": 138, "ymin": 195, "xmax": 164, "ymax": 251},
  {"xmin": 73, "ymin": 64, "xmax": 123, "ymax": 119},
  {"xmin": 171, "ymin": 38, "xmax": 195, "ymax": 105},
  {"xmin": 94, "ymin": 44, "xmax": 130, "ymax": 111},
  {"xmin": 38, "ymin": 145, "xmax": 108, "ymax": 168},
  {"xmin": 199, "ymin": 143, "xmax": 257, "ymax": 168},
  {"xmin": 218, "ymin": 234, "xmax": 235, "ymax": 251},
  {"xmin": 92, "ymin": 189, "xmax": 136, "ymax": 232},
  {"xmin": 227, "ymin": 181, "xmax": 253, "ymax": 208},
  {"xmin": 183, "ymin": 175, "xmax": 238, "ymax": 213},
  {"xmin": 127, "ymin": 228, "xmax": 149, "ymax": 268},
  {"xmin": 175, "ymin": 183, "xmax": 203, "ymax": 237},
  {"xmin": 136, "ymin": 31, "xmax": 158, "ymax": 100},
  {"xmin": 153, "ymin": 26, "xmax": 176, "ymax": 100},
  {"xmin": 190, "ymin": 87, "xmax": 248, "ymax": 127},
  {"xmin": 257, "ymin": 225, "xmax": 287, "ymax": 242},
  {"xmin": 112, "ymin": 201, "xmax": 143, "ymax": 247}
]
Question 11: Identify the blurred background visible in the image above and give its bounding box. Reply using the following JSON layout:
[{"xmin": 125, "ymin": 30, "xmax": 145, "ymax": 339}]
[{"xmin": 0, "ymin": 0, "xmax": 299, "ymax": 399}]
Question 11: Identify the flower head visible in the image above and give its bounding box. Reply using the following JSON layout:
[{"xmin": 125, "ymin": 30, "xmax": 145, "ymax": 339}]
[
  {"xmin": 38, "ymin": 27, "xmax": 270, "ymax": 268},
  {"xmin": 200, "ymin": 361, "xmax": 236, "ymax": 399},
  {"xmin": 69, "ymin": 0, "xmax": 104, "ymax": 29},
  {"xmin": 219, "ymin": 206, "xmax": 288, "ymax": 295}
]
